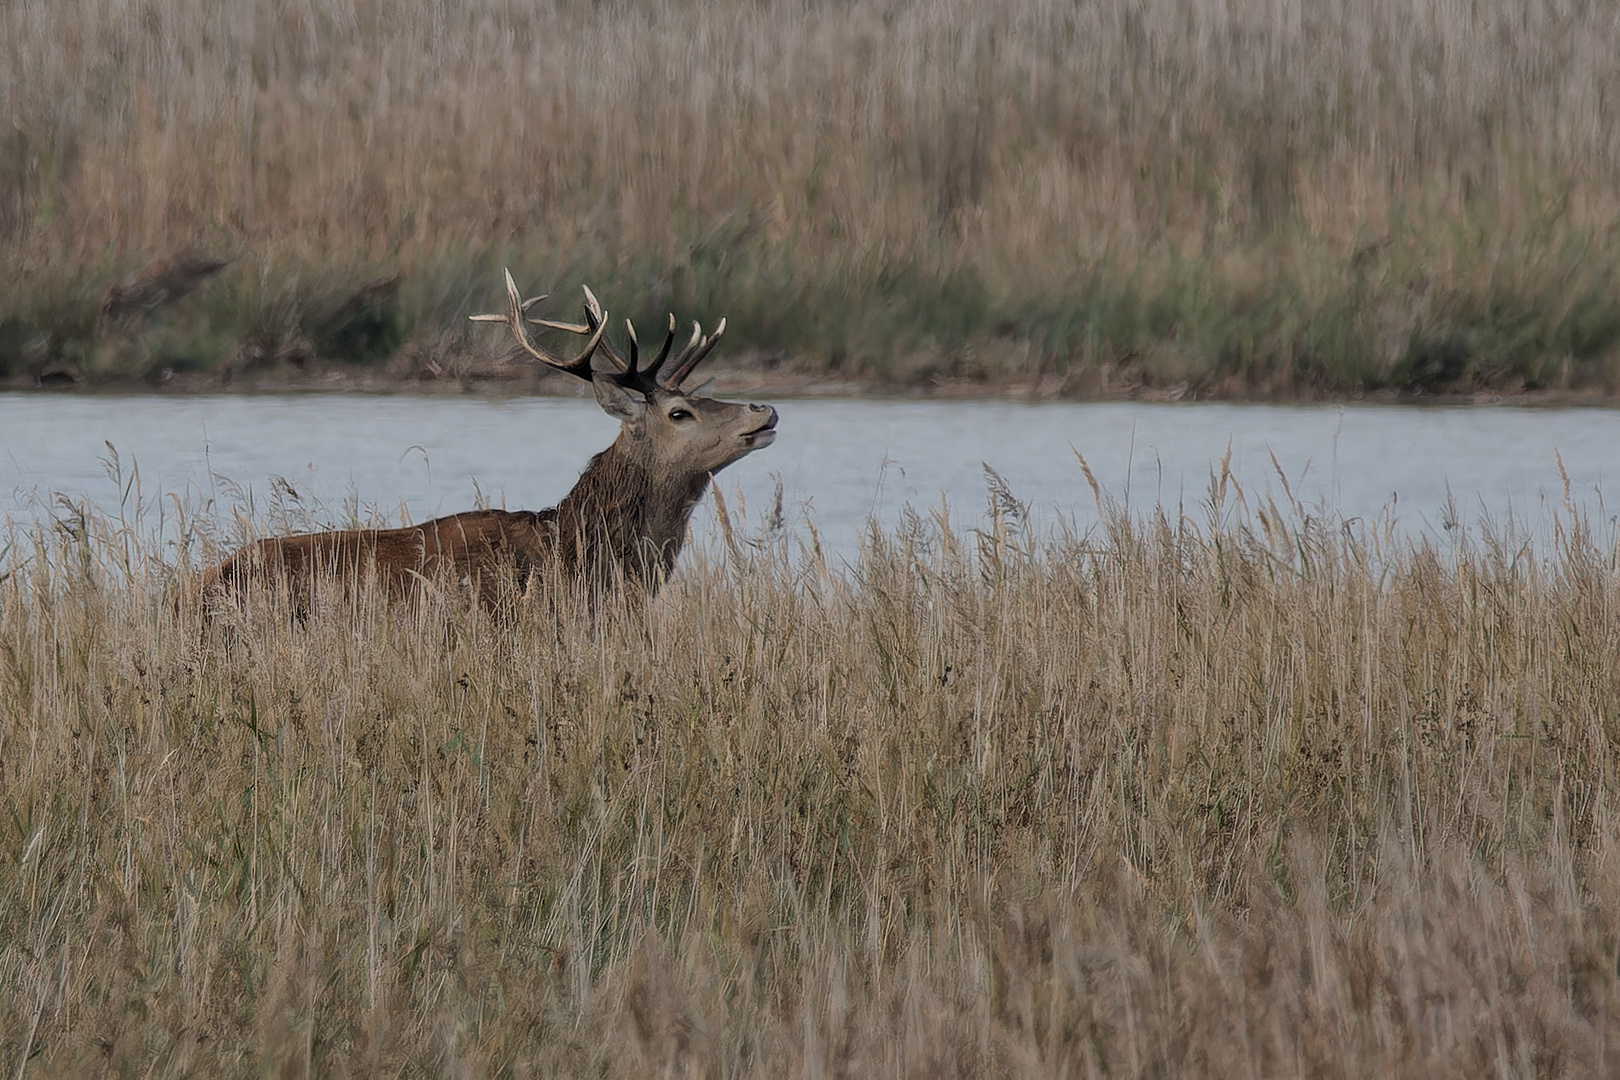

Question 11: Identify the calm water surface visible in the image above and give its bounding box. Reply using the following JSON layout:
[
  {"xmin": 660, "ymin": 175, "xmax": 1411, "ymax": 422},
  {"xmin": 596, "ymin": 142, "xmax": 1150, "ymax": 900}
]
[{"xmin": 3, "ymin": 394, "xmax": 1619, "ymax": 557}]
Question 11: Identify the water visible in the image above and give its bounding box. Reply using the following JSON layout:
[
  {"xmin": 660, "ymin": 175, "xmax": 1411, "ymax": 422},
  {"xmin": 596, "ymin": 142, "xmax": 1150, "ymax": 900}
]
[{"xmin": 3, "ymin": 393, "xmax": 1620, "ymax": 558}]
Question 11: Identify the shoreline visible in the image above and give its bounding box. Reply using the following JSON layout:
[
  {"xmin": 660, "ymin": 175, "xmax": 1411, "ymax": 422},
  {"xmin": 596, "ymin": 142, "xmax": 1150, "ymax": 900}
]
[{"xmin": 5, "ymin": 361, "xmax": 1620, "ymax": 408}]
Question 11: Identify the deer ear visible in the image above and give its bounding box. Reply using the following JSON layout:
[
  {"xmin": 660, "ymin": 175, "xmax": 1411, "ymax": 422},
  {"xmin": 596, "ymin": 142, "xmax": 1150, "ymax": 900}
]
[{"xmin": 592, "ymin": 374, "xmax": 645, "ymax": 422}]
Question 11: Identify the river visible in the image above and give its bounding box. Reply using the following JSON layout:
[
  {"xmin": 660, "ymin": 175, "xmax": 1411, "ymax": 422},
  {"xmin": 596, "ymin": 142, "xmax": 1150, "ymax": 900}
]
[{"xmin": 3, "ymin": 393, "xmax": 1619, "ymax": 559}]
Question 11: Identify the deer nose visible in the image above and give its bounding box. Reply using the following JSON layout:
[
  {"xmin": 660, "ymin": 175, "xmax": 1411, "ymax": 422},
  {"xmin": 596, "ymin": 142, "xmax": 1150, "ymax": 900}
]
[{"xmin": 751, "ymin": 404, "xmax": 778, "ymax": 427}]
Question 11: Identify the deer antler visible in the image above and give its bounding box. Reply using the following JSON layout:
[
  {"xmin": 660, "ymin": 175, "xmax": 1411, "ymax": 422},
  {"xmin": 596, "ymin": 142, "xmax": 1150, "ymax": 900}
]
[
  {"xmin": 469, "ymin": 268, "xmax": 607, "ymax": 380},
  {"xmin": 663, "ymin": 317, "xmax": 727, "ymax": 389},
  {"xmin": 473, "ymin": 270, "xmax": 728, "ymax": 395},
  {"xmin": 578, "ymin": 286, "xmax": 727, "ymax": 395}
]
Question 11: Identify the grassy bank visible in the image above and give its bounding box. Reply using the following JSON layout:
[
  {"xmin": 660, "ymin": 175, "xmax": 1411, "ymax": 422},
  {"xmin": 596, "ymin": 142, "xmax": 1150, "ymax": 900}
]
[
  {"xmin": 1, "ymin": 480, "xmax": 1618, "ymax": 1074},
  {"xmin": 3, "ymin": 0, "xmax": 1620, "ymax": 395}
]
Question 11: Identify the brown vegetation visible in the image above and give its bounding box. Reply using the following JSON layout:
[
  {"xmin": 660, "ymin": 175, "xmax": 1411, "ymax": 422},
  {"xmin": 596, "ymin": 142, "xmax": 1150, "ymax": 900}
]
[
  {"xmin": 2, "ymin": 472, "xmax": 1617, "ymax": 1075},
  {"xmin": 3, "ymin": 0, "xmax": 1619, "ymax": 392},
  {"xmin": 95, "ymin": 250, "xmax": 231, "ymax": 337}
]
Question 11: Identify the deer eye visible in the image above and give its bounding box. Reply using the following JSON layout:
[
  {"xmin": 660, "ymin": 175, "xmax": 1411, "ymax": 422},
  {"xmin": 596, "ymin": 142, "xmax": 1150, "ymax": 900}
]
[{"xmin": 668, "ymin": 407, "xmax": 693, "ymax": 421}]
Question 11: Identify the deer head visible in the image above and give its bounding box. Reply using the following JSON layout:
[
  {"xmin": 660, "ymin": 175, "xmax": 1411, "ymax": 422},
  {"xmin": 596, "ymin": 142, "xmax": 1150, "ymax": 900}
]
[{"xmin": 471, "ymin": 271, "xmax": 777, "ymax": 485}]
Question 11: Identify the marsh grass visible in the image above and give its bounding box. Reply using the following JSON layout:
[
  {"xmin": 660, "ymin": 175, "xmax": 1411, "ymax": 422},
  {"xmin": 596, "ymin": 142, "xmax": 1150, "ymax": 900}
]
[
  {"xmin": 1, "ymin": 466, "xmax": 1618, "ymax": 1075},
  {"xmin": 3, "ymin": 0, "xmax": 1620, "ymax": 391}
]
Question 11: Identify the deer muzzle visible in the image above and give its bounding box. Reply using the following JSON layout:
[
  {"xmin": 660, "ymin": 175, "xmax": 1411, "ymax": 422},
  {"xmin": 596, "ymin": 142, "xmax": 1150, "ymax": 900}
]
[{"xmin": 742, "ymin": 404, "xmax": 778, "ymax": 448}]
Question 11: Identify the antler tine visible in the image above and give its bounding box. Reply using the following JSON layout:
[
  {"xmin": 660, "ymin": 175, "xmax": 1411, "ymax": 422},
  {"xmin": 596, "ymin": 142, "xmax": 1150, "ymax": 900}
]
[
  {"xmin": 469, "ymin": 268, "xmax": 606, "ymax": 379},
  {"xmin": 526, "ymin": 316, "xmax": 591, "ymax": 333},
  {"xmin": 658, "ymin": 321, "xmax": 702, "ymax": 385},
  {"xmin": 662, "ymin": 317, "xmax": 727, "ymax": 389},
  {"xmin": 641, "ymin": 313, "xmax": 679, "ymax": 384},
  {"xmin": 578, "ymin": 285, "xmax": 635, "ymax": 377}
]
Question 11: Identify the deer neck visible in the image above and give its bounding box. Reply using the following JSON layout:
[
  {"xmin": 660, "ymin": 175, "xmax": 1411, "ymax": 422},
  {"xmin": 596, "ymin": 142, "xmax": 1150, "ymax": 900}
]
[{"xmin": 553, "ymin": 436, "xmax": 710, "ymax": 587}]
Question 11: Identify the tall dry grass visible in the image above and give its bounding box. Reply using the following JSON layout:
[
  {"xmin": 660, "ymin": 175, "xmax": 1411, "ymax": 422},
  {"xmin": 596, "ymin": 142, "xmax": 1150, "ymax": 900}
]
[
  {"xmin": 3, "ymin": 0, "xmax": 1619, "ymax": 389},
  {"xmin": 1, "ymin": 471, "xmax": 1618, "ymax": 1075}
]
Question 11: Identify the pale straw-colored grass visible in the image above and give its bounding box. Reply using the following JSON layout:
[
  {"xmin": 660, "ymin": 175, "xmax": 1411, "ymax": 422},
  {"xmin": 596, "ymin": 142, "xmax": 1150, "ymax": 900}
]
[
  {"xmin": 1, "ymin": 471, "xmax": 1617, "ymax": 1075},
  {"xmin": 4, "ymin": 0, "xmax": 1614, "ymax": 253}
]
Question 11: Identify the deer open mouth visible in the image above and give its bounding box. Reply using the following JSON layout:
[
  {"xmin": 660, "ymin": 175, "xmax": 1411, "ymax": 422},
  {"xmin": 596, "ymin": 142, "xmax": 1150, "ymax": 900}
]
[{"xmin": 741, "ymin": 409, "xmax": 778, "ymax": 448}]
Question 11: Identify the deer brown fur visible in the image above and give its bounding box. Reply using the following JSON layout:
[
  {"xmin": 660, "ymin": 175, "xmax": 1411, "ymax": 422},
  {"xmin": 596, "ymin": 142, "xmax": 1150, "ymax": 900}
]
[{"xmin": 193, "ymin": 277, "xmax": 776, "ymax": 614}]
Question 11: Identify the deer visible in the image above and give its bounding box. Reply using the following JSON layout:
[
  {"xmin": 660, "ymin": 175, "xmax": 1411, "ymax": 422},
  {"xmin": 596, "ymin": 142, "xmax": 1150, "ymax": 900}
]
[{"xmin": 192, "ymin": 272, "xmax": 777, "ymax": 615}]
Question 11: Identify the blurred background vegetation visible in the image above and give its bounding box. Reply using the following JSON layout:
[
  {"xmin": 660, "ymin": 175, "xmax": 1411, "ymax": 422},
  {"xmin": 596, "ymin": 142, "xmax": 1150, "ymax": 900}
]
[{"xmin": 2, "ymin": 0, "xmax": 1618, "ymax": 394}]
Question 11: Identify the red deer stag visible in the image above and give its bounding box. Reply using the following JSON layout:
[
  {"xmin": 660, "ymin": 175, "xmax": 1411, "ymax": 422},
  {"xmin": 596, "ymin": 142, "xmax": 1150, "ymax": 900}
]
[{"xmin": 195, "ymin": 272, "xmax": 777, "ymax": 613}]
